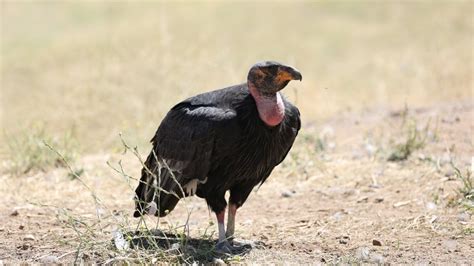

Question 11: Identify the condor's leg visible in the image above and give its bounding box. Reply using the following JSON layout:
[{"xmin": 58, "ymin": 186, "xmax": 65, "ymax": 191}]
[
  {"xmin": 226, "ymin": 203, "xmax": 238, "ymax": 242},
  {"xmin": 227, "ymin": 186, "xmax": 253, "ymax": 245},
  {"xmin": 215, "ymin": 209, "xmax": 229, "ymax": 244},
  {"xmin": 208, "ymin": 193, "xmax": 234, "ymax": 253}
]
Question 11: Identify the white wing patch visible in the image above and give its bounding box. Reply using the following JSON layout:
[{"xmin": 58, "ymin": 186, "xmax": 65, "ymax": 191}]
[{"xmin": 183, "ymin": 177, "xmax": 208, "ymax": 196}]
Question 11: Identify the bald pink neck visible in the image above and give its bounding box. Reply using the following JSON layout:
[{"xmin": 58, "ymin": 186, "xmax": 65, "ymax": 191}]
[{"xmin": 248, "ymin": 83, "xmax": 285, "ymax": 127}]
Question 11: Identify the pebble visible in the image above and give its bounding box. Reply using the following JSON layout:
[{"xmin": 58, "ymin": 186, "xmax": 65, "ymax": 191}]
[
  {"xmin": 212, "ymin": 258, "xmax": 226, "ymax": 265},
  {"xmin": 426, "ymin": 202, "xmax": 437, "ymax": 211},
  {"xmin": 10, "ymin": 210, "xmax": 19, "ymax": 216},
  {"xmin": 374, "ymin": 197, "xmax": 384, "ymax": 203},
  {"xmin": 444, "ymin": 169, "xmax": 455, "ymax": 177},
  {"xmin": 457, "ymin": 212, "xmax": 470, "ymax": 222},
  {"xmin": 19, "ymin": 225, "xmax": 25, "ymax": 230},
  {"xmin": 355, "ymin": 247, "xmax": 370, "ymax": 260},
  {"xmin": 338, "ymin": 235, "xmax": 350, "ymax": 244},
  {"xmin": 372, "ymin": 239, "xmax": 382, "ymax": 246},
  {"xmin": 281, "ymin": 190, "xmax": 295, "ymax": 198},
  {"xmin": 18, "ymin": 243, "xmax": 31, "ymax": 250},
  {"xmin": 112, "ymin": 230, "xmax": 129, "ymax": 251},
  {"xmin": 331, "ymin": 211, "xmax": 344, "ymax": 221},
  {"xmin": 393, "ymin": 200, "xmax": 411, "ymax": 208},
  {"xmin": 370, "ymin": 253, "xmax": 385, "ymax": 264},
  {"xmin": 39, "ymin": 255, "xmax": 59, "ymax": 264},
  {"xmin": 170, "ymin": 243, "xmax": 181, "ymax": 250},
  {"xmin": 23, "ymin": 234, "xmax": 35, "ymax": 241},
  {"xmin": 356, "ymin": 196, "xmax": 369, "ymax": 203}
]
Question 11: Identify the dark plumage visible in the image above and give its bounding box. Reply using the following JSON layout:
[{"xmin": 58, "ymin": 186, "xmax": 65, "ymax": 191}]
[{"xmin": 134, "ymin": 61, "xmax": 302, "ymax": 252}]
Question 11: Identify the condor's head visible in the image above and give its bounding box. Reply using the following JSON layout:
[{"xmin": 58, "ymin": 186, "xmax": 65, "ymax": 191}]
[
  {"xmin": 247, "ymin": 61, "xmax": 302, "ymax": 127},
  {"xmin": 247, "ymin": 61, "xmax": 302, "ymax": 95}
]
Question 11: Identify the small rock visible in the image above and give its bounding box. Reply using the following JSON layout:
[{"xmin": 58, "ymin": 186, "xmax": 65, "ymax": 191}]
[
  {"xmin": 444, "ymin": 169, "xmax": 455, "ymax": 178},
  {"xmin": 39, "ymin": 255, "xmax": 59, "ymax": 264},
  {"xmin": 370, "ymin": 253, "xmax": 385, "ymax": 264},
  {"xmin": 426, "ymin": 202, "xmax": 437, "ymax": 211},
  {"xmin": 338, "ymin": 235, "xmax": 350, "ymax": 244},
  {"xmin": 331, "ymin": 211, "xmax": 344, "ymax": 221},
  {"xmin": 339, "ymin": 238, "xmax": 349, "ymax": 244},
  {"xmin": 10, "ymin": 210, "xmax": 19, "ymax": 216},
  {"xmin": 18, "ymin": 243, "xmax": 31, "ymax": 250},
  {"xmin": 393, "ymin": 200, "xmax": 411, "ymax": 207},
  {"xmin": 328, "ymin": 142, "xmax": 336, "ymax": 150},
  {"xmin": 281, "ymin": 190, "xmax": 295, "ymax": 198},
  {"xmin": 357, "ymin": 196, "xmax": 369, "ymax": 203},
  {"xmin": 112, "ymin": 230, "xmax": 129, "ymax": 251},
  {"xmin": 442, "ymin": 239, "xmax": 457, "ymax": 252},
  {"xmin": 212, "ymin": 258, "xmax": 226, "ymax": 266},
  {"xmin": 355, "ymin": 247, "xmax": 370, "ymax": 260},
  {"xmin": 369, "ymin": 184, "xmax": 381, "ymax": 189},
  {"xmin": 374, "ymin": 197, "xmax": 384, "ymax": 203},
  {"xmin": 457, "ymin": 212, "xmax": 470, "ymax": 222},
  {"xmin": 372, "ymin": 239, "xmax": 382, "ymax": 246},
  {"xmin": 19, "ymin": 225, "xmax": 25, "ymax": 230},
  {"xmin": 170, "ymin": 242, "xmax": 181, "ymax": 250},
  {"xmin": 365, "ymin": 143, "xmax": 377, "ymax": 156},
  {"xmin": 23, "ymin": 234, "xmax": 35, "ymax": 241}
]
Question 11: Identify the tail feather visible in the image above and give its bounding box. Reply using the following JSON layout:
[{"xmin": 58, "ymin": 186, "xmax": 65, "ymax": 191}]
[{"xmin": 134, "ymin": 153, "xmax": 185, "ymax": 217}]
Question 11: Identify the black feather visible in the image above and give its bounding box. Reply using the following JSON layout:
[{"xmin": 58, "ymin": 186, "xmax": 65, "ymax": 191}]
[{"xmin": 134, "ymin": 83, "xmax": 300, "ymax": 216}]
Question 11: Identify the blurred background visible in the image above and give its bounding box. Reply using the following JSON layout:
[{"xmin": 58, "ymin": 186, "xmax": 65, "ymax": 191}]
[{"xmin": 1, "ymin": 1, "xmax": 472, "ymax": 159}]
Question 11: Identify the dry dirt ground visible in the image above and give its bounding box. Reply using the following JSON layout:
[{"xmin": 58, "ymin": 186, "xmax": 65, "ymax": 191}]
[{"xmin": 0, "ymin": 100, "xmax": 472, "ymax": 264}]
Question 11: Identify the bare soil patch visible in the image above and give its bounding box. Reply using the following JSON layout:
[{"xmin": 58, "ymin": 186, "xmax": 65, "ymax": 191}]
[{"xmin": 0, "ymin": 101, "xmax": 472, "ymax": 264}]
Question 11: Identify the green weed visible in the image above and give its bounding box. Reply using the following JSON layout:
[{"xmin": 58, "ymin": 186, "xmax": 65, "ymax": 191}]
[
  {"xmin": 387, "ymin": 109, "xmax": 433, "ymax": 161},
  {"xmin": 5, "ymin": 125, "xmax": 79, "ymax": 175},
  {"xmin": 450, "ymin": 161, "xmax": 474, "ymax": 210}
]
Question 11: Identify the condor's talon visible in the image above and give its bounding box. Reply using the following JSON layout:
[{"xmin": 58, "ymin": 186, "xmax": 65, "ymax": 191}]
[
  {"xmin": 215, "ymin": 240, "xmax": 234, "ymax": 254},
  {"xmin": 215, "ymin": 240, "xmax": 247, "ymax": 254}
]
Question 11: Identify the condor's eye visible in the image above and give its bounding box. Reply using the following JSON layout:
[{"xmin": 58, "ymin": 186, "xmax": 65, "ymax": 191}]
[{"xmin": 266, "ymin": 66, "xmax": 279, "ymax": 75}]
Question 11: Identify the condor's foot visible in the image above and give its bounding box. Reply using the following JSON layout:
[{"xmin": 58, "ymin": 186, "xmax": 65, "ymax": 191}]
[
  {"xmin": 228, "ymin": 238, "xmax": 257, "ymax": 248},
  {"xmin": 215, "ymin": 240, "xmax": 247, "ymax": 254}
]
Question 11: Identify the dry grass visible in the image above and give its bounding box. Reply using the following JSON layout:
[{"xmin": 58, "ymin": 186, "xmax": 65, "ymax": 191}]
[
  {"xmin": 0, "ymin": 1, "xmax": 473, "ymax": 264},
  {"xmin": 450, "ymin": 161, "xmax": 473, "ymax": 210},
  {"xmin": 3, "ymin": 125, "xmax": 78, "ymax": 175},
  {"xmin": 386, "ymin": 107, "xmax": 435, "ymax": 161},
  {"xmin": 1, "ymin": 102, "xmax": 472, "ymax": 264}
]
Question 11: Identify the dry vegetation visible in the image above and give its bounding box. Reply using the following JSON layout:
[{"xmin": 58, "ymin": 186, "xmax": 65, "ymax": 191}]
[{"xmin": 0, "ymin": 1, "xmax": 473, "ymax": 264}]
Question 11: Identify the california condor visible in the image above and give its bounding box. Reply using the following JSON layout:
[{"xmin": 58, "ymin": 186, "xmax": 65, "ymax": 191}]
[{"xmin": 134, "ymin": 61, "xmax": 302, "ymax": 252}]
